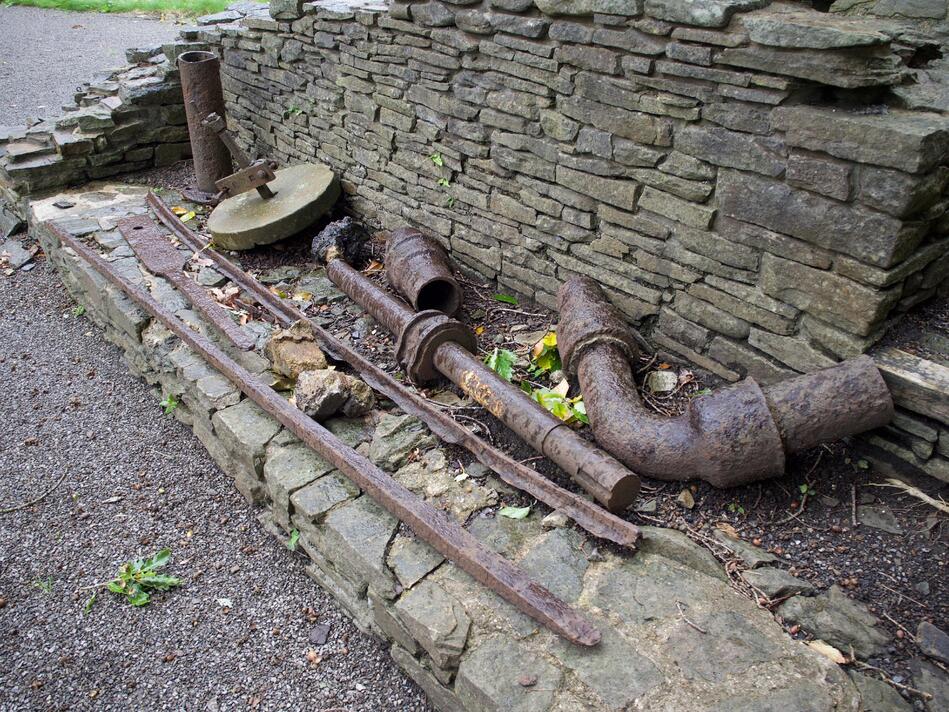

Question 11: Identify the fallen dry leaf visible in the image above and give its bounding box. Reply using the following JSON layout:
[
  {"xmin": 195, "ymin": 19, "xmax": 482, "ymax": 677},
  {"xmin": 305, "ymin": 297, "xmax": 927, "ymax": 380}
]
[{"xmin": 807, "ymin": 640, "xmax": 849, "ymax": 665}]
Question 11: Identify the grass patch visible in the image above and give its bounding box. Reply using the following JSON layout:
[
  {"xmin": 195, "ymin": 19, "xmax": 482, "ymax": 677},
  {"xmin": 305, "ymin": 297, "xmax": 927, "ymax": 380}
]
[{"xmin": 2, "ymin": 0, "xmax": 230, "ymax": 17}]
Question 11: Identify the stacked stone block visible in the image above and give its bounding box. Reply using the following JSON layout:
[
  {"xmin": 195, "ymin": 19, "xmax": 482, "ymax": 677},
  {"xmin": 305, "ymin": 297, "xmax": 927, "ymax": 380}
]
[{"xmin": 205, "ymin": 0, "xmax": 948, "ymax": 391}]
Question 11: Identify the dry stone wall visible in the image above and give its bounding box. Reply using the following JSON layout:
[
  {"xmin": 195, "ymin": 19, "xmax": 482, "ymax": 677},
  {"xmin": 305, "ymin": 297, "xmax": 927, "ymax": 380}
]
[{"xmin": 206, "ymin": 0, "xmax": 949, "ymax": 386}]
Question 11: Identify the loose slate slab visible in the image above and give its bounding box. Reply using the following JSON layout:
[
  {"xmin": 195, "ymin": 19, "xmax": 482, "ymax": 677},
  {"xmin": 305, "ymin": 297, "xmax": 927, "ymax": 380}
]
[{"xmin": 778, "ymin": 585, "xmax": 889, "ymax": 658}]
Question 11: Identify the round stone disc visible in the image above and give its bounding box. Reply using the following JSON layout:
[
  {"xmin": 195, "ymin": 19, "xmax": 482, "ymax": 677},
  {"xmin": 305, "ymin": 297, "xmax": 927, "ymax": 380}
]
[{"xmin": 207, "ymin": 163, "xmax": 340, "ymax": 251}]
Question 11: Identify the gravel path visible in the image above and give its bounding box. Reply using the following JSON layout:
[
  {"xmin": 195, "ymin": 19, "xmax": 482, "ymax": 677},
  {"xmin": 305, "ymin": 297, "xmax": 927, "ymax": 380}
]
[
  {"xmin": 0, "ymin": 261, "xmax": 431, "ymax": 711},
  {"xmin": 0, "ymin": 6, "xmax": 179, "ymax": 126}
]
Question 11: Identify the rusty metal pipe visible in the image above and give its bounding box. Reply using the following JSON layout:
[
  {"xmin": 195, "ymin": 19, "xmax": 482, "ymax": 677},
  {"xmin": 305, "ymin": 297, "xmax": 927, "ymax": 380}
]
[
  {"xmin": 178, "ymin": 51, "xmax": 232, "ymax": 194},
  {"xmin": 558, "ymin": 277, "xmax": 894, "ymax": 488},
  {"xmin": 147, "ymin": 192, "xmax": 640, "ymax": 548},
  {"xmin": 52, "ymin": 221, "xmax": 601, "ymax": 648},
  {"xmin": 321, "ymin": 255, "xmax": 640, "ymax": 512},
  {"xmin": 385, "ymin": 228, "xmax": 462, "ymax": 316}
]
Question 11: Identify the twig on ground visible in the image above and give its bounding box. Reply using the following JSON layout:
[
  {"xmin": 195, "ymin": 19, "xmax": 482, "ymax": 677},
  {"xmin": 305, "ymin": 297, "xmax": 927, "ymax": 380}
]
[
  {"xmin": 853, "ymin": 661, "xmax": 932, "ymax": 700},
  {"xmin": 0, "ymin": 472, "xmax": 68, "ymax": 514},
  {"xmin": 676, "ymin": 601, "xmax": 707, "ymax": 634},
  {"xmin": 869, "ymin": 478, "xmax": 949, "ymax": 515},
  {"xmin": 882, "ymin": 612, "xmax": 916, "ymax": 641},
  {"xmin": 877, "ymin": 581, "xmax": 930, "ymax": 610},
  {"xmin": 851, "ymin": 484, "xmax": 858, "ymax": 528}
]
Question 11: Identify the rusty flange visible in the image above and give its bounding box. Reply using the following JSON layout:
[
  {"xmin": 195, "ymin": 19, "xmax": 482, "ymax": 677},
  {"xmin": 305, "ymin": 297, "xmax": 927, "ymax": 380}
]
[{"xmin": 395, "ymin": 309, "xmax": 476, "ymax": 385}]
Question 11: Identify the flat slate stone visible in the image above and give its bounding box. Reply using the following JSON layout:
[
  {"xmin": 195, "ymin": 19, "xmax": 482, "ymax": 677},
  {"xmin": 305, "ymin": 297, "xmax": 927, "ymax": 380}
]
[
  {"xmin": 386, "ymin": 534, "xmax": 445, "ymax": 589},
  {"xmin": 645, "ymin": 0, "xmax": 769, "ymax": 27},
  {"xmin": 742, "ymin": 13, "xmax": 889, "ymax": 49},
  {"xmin": 456, "ymin": 636, "xmax": 563, "ymax": 712},
  {"xmin": 394, "ymin": 579, "xmax": 471, "ymax": 669},
  {"xmin": 742, "ymin": 567, "xmax": 816, "ymax": 598},
  {"xmin": 848, "ymin": 671, "xmax": 913, "ymax": 712},
  {"xmin": 778, "ymin": 585, "xmax": 889, "ymax": 658},
  {"xmin": 917, "ymin": 621, "xmax": 949, "ymax": 664},
  {"xmin": 517, "ymin": 528, "xmax": 588, "ymax": 603},
  {"xmin": 712, "ymin": 528, "xmax": 778, "ymax": 568},
  {"xmin": 910, "ymin": 657, "xmax": 949, "ymax": 712},
  {"xmin": 858, "ymin": 505, "xmax": 904, "ymax": 535}
]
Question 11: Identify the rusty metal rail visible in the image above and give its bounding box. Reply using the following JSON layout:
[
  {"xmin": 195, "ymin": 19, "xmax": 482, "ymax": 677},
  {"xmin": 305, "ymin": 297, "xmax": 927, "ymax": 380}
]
[
  {"xmin": 49, "ymin": 221, "xmax": 602, "ymax": 648},
  {"xmin": 558, "ymin": 276, "xmax": 894, "ymax": 487},
  {"xmin": 146, "ymin": 193, "xmax": 640, "ymax": 548},
  {"xmin": 122, "ymin": 214, "xmax": 256, "ymax": 350}
]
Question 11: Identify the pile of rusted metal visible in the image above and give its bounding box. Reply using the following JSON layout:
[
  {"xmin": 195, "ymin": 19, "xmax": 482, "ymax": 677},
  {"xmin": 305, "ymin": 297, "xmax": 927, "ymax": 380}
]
[{"xmin": 41, "ymin": 51, "xmax": 893, "ymax": 648}]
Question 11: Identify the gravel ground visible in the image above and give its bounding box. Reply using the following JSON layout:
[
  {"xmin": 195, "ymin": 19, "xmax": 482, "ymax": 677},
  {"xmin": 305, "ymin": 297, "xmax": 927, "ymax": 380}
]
[
  {"xmin": 0, "ymin": 6, "xmax": 179, "ymax": 126},
  {"xmin": 0, "ymin": 260, "xmax": 431, "ymax": 711}
]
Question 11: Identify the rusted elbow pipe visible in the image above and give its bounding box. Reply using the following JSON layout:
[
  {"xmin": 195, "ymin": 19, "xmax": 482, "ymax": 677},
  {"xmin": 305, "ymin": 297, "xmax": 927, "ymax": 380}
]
[{"xmin": 557, "ymin": 277, "xmax": 894, "ymax": 487}]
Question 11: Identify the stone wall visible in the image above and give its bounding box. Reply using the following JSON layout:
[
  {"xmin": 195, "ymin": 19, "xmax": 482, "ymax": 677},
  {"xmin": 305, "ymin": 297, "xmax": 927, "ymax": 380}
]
[
  {"xmin": 33, "ymin": 182, "xmax": 903, "ymax": 712},
  {"xmin": 204, "ymin": 0, "xmax": 949, "ymax": 386}
]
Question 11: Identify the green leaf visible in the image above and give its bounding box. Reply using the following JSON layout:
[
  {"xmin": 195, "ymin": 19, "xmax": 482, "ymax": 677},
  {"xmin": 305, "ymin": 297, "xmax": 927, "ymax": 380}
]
[
  {"xmin": 71, "ymin": 304, "xmax": 86, "ymax": 317},
  {"xmin": 437, "ymin": 177, "xmax": 450, "ymax": 188},
  {"xmin": 107, "ymin": 580, "xmax": 125, "ymax": 594},
  {"xmin": 160, "ymin": 394, "xmax": 178, "ymax": 415},
  {"xmin": 530, "ymin": 331, "xmax": 562, "ymax": 374},
  {"xmin": 83, "ymin": 592, "xmax": 96, "ymax": 614},
  {"xmin": 149, "ymin": 548, "xmax": 172, "ymax": 570},
  {"xmin": 493, "ymin": 293, "xmax": 518, "ymax": 306},
  {"xmin": 484, "ymin": 348, "xmax": 518, "ymax": 382},
  {"xmin": 287, "ymin": 529, "xmax": 300, "ymax": 551},
  {"xmin": 128, "ymin": 591, "xmax": 151, "ymax": 607},
  {"xmin": 429, "ymin": 152, "xmax": 444, "ymax": 167},
  {"xmin": 498, "ymin": 506, "xmax": 531, "ymax": 520}
]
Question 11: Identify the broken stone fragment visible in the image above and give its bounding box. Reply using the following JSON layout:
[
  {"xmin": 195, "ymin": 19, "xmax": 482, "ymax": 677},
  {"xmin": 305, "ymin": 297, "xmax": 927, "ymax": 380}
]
[
  {"xmin": 917, "ymin": 621, "xmax": 949, "ymax": 665},
  {"xmin": 294, "ymin": 369, "xmax": 375, "ymax": 421},
  {"xmin": 741, "ymin": 567, "xmax": 816, "ymax": 599},
  {"xmin": 777, "ymin": 585, "xmax": 889, "ymax": 658},
  {"xmin": 265, "ymin": 320, "xmax": 328, "ymax": 379}
]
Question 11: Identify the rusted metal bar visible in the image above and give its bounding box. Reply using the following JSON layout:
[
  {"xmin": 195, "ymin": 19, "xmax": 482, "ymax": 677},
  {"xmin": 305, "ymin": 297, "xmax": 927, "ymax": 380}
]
[
  {"xmin": 320, "ymin": 254, "xmax": 640, "ymax": 513},
  {"xmin": 385, "ymin": 228, "xmax": 462, "ymax": 316},
  {"xmin": 179, "ymin": 51, "xmax": 232, "ymax": 194},
  {"xmin": 122, "ymin": 215, "xmax": 256, "ymax": 350},
  {"xmin": 201, "ymin": 112, "xmax": 276, "ymax": 200},
  {"xmin": 558, "ymin": 276, "xmax": 894, "ymax": 487},
  {"xmin": 147, "ymin": 193, "xmax": 640, "ymax": 549},
  {"xmin": 50, "ymin": 221, "xmax": 602, "ymax": 648}
]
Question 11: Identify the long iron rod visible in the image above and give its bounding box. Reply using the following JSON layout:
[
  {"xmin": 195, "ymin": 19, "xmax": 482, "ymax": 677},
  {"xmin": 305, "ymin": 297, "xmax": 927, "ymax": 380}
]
[
  {"xmin": 49, "ymin": 221, "xmax": 601, "ymax": 647},
  {"xmin": 147, "ymin": 193, "xmax": 640, "ymax": 548}
]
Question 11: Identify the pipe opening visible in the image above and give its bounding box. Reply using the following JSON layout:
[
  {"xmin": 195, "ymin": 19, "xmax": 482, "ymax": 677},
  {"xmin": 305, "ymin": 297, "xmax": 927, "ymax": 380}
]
[
  {"xmin": 179, "ymin": 51, "xmax": 217, "ymax": 65},
  {"xmin": 416, "ymin": 279, "xmax": 462, "ymax": 315}
]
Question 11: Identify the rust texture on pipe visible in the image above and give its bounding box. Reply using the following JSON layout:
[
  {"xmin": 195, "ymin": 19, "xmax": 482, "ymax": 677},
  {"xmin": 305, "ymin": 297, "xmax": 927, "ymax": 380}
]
[
  {"xmin": 147, "ymin": 193, "xmax": 640, "ymax": 549},
  {"xmin": 558, "ymin": 276, "xmax": 894, "ymax": 488},
  {"xmin": 122, "ymin": 215, "xmax": 256, "ymax": 350},
  {"xmin": 434, "ymin": 342, "xmax": 640, "ymax": 511},
  {"xmin": 51, "ymin": 221, "xmax": 602, "ymax": 648},
  {"xmin": 315, "ymin": 245, "xmax": 640, "ymax": 513},
  {"xmin": 178, "ymin": 51, "xmax": 232, "ymax": 194},
  {"xmin": 385, "ymin": 228, "xmax": 462, "ymax": 316}
]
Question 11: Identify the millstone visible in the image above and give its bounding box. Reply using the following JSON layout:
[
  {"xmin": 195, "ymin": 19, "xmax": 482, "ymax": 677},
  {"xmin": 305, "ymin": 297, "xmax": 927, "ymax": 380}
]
[{"xmin": 207, "ymin": 163, "xmax": 339, "ymax": 251}]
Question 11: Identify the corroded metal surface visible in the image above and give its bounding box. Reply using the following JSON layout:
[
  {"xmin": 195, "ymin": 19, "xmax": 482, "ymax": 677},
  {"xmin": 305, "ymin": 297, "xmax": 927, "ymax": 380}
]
[
  {"xmin": 320, "ymin": 250, "xmax": 641, "ymax": 512},
  {"xmin": 385, "ymin": 227, "xmax": 462, "ymax": 316},
  {"xmin": 202, "ymin": 112, "xmax": 277, "ymax": 200},
  {"xmin": 178, "ymin": 51, "xmax": 231, "ymax": 194},
  {"xmin": 49, "ymin": 222, "xmax": 603, "ymax": 648},
  {"xmin": 436, "ymin": 342, "xmax": 641, "ymax": 511},
  {"xmin": 121, "ymin": 214, "xmax": 256, "ymax": 350},
  {"xmin": 763, "ymin": 356, "xmax": 894, "ymax": 454},
  {"xmin": 147, "ymin": 193, "xmax": 640, "ymax": 548},
  {"xmin": 558, "ymin": 276, "xmax": 894, "ymax": 488}
]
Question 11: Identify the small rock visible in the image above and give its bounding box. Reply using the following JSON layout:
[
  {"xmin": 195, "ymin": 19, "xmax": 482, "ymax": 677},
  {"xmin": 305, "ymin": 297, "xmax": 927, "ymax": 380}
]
[
  {"xmin": 0, "ymin": 240, "xmax": 35, "ymax": 270},
  {"xmin": 676, "ymin": 488, "xmax": 695, "ymax": 509},
  {"xmin": 549, "ymin": 369, "xmax": 566, "ymax": 383},
  {"xmin": 295, "ymin": 370, "xmax": 374, "ymax": 420},
  {"xmin": 465, "ymin": 462, "xmax": 490, "ymax": 478},
  {"xmin": 858, "ymin": 505, "xmax": 903, "ymax": 535},
  {"xmin": 196, "ymin": 266, "xmax": 227, "ymax": 287},
  {"xmin": 517, "ymin": 674, "xmax": 537, "ymax": 687},
  {"xmin": 741, "ymin": 567, "xmax": 816, "ymax": 599},
  {"xmin": 265, "ymin": 320, "xmax": 328, "ymax": 379},
  {"xmin": 909, "ymin": 657, "xmax": 949, "ymax": 712},
  {"xmin": 53, "ymin": 199, "xmax": 75, "ymax": 209},
  {"xmin": 646, "ymin": 370, "xmax": 678, "ymax": 393},
  {"xmin": 917, "ymin": 622, "xmax": 949, "ymax": 665},
  {"xmin": 636, "ymin": 497, "xmax": 658, "ymax": 513},
  {"xmin": 258, "ymin": 265, "xmax": 301, "ymax": 284},
  {"xmin": 712, "ymin": 528, "xmax": 778, "ymax": 568},
  {"xmin": 916, "ymin": 581, "xmax": 931, "ymax": 595},
  {"xmin": 541, "ymin": 510, "xmax": 569, "ymax": 530},
  {"xmin": 309, "ymin": 622, "xmax": 331, "ymax": 646},
  {"xmin": 777, "ymin": 585, "xmax": 888, "ymax": 659},
  {"xmin": 847, "ymin": 671, "xmax": 913, "ymax": 712}
]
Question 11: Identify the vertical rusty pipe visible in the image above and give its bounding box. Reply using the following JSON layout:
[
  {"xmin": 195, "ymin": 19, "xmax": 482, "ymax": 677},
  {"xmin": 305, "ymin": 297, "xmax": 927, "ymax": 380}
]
[
  {"xmin": 385, "ymin": 228, "xmax": 462, "ymax": 316},
  {"xmin": 178, "ymin": 51, "xmax": 232, "ymax": 193}
]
